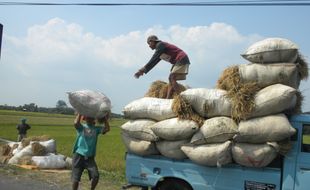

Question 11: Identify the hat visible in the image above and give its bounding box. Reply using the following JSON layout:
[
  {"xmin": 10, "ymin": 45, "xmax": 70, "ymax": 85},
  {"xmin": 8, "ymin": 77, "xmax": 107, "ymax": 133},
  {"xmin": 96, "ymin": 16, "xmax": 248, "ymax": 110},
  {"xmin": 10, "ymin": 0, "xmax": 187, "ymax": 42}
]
[{"xmin": 147, "ymin": 35, "xmax": 160, "ymax": 43}]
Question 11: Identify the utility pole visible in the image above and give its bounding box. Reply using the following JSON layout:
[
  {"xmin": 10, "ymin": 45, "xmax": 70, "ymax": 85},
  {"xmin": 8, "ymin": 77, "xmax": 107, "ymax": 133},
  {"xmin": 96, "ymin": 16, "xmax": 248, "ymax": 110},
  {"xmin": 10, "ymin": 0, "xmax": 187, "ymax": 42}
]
[{"xmin": 0, "ymin": 23, "xmax": 3, "ymax": 60}]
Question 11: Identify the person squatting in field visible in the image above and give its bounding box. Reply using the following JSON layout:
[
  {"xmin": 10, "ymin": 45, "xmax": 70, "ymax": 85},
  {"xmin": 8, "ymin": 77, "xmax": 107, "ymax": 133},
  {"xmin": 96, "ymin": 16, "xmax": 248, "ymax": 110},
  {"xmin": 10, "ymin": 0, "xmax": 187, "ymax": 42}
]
[
  {"xmin": 16, "ymin": 118, "xmax": 31, "ymax": 142},
  {"xmin": 134, "ymin": 35, "xmax": 191, "ymax": 99},
  {"xmin": 71, "ymin": 113, "xmax": 110, "ymax": 190}
]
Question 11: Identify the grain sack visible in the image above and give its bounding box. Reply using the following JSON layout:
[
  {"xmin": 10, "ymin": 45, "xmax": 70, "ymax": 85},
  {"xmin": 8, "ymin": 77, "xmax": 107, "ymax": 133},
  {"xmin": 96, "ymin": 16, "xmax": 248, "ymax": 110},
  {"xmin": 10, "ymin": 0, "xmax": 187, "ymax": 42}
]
[
  {"xmin": 8, "ymin": 144, "xmax": 33, "ymax": 164},
  {"xmin": 123, "ymin": 97, "xmax": 176, "ymax": 121},
  {"xmin": 151, "ymin": 118, "xmax": 199, "ymax": 141},
  {"xmin": 180, "ymin": 88, "xmax": 232, "ymax": 118},
  {"xmin": 232, "ymin": 142, "xmax": 279, "ymax": 167},
  {"xmin": 181, "ymin": 141, "xmax": 232, "ymax": 167},
  {"xmin": 248, "ymin": 84, "xmax": 297, "ymax": 118},
  {"xmin": 120, "ymin": 119, "xmax": 159, "ymax": 141},
  {"xmin": 68, "ymin": 89, "xmax": 111, "ymax": 118},
  {"xmin": 121, "ymin": 132, "xmax": 159, "ymax": 156},
  {"xmin": 191, "ymin": 117, "xmax": 238, "ymax": 145},
  {"xmin": 156, "ymin": 139, "xmax": 189, "ymax": 160},
  {"xmin": 241, "ymin": 38, "xmax": 299, "ymax": 63},
  {"xmin": 239, "ymin": 63, "xmax": 300, "ymax": 89},
  {"xmin": 32, "ymin": 154, "xmax": 66, "ymax": 169},
  {"xmin": 234, "ymin": 114, "xmax": 296, "ymax": 143}
]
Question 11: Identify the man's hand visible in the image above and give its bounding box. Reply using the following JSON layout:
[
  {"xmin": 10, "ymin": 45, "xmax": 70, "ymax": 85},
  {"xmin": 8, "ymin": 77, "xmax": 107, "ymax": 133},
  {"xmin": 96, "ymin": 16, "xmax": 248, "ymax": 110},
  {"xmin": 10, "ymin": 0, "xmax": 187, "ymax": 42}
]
[{"xmin": 134, "ymin": 68, "xmax": 145, "ymax": 78}]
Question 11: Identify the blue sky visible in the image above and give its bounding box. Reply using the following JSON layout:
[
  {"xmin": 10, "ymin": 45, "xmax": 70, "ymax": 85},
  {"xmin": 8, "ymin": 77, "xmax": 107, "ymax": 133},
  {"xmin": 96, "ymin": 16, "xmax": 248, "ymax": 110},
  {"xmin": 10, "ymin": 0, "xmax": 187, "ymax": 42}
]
[{"xmin": 0, "ymin": 0, "xmax": 309, "ymax": 114}]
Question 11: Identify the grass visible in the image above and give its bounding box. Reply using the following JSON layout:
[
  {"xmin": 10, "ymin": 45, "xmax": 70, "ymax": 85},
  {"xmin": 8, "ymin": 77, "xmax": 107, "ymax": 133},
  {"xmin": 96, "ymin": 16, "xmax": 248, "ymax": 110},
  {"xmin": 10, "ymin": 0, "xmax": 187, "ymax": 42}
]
[{"xmin": 0, "ymin": 109, "xmax": 128, "ymax": 175}]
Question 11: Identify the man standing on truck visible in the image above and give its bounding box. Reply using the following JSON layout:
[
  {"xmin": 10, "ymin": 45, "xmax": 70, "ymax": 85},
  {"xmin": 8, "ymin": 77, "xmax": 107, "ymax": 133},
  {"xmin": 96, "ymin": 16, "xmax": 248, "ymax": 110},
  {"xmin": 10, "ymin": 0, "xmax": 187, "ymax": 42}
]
[{"xmin": 134, "ymin": 35, "xmax": 190, "ymax": 99}]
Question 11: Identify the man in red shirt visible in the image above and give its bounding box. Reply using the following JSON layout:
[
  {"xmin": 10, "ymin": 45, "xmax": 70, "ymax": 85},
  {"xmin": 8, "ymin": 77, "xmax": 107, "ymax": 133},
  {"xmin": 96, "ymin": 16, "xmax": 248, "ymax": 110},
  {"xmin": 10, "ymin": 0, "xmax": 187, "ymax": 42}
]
[{"xmin": 134, "ymin": 35, "xmax": 190, "ymax": 99}]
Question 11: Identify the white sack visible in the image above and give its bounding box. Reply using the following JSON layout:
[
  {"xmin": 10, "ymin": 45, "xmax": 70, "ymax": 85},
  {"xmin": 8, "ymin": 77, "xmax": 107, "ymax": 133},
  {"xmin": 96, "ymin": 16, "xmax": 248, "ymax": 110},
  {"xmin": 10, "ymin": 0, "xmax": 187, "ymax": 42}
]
[
  {"xmin": 151, "ymin": 118, "xmax": 199, "ymax": 141},
  {"xmin": 191, "ymin": 117, "xmax": 238, "ymax": 145},
  {"xmin": 181, "ymin": 141, "xmax": 232, "ymax": 167},
  {"xmin": 239, "ymin": 63, "xmax": 300, "ymax": 89},
  {"xmin": 232, "ymin": 142, "xmax": 279, "ymax": 168},
  {"xmin": 121, "ymin": 132, "xmax": 159, "ymax": 156},
  {"xmin": 32, "ymin": 154, "xmax": 66, "ymax": 169},
  {"xmin": 8, "ymin": 145, "xmax": 33, "ymax": 164},
  {"xmin": 248, "ymin": 84, "xmax": 297, "ymax": 118},
  {"xmin": 241, "ymin": 38, "xmax": 299, "ymax": 63},
  {"xmin": 180, "ymin": 88, "xmax": 232, "ymax": 118},
  {"xmin": 120, "ymin": 119, "xmax": 159, "ymax": 141},
  {"xmin": 123, "ymin": 97, "xmax": 176, "ymax": 121},
  {"xmin": 156, "ymin": 139, "xmax": 189, "ymax": 160},
  {"xmin": 235, "ymin": 114, "xmax": 296, "ymax": 143},
  {"xmin": 68, "ymin": 89, "xmax": 111, "ymax": 118}
]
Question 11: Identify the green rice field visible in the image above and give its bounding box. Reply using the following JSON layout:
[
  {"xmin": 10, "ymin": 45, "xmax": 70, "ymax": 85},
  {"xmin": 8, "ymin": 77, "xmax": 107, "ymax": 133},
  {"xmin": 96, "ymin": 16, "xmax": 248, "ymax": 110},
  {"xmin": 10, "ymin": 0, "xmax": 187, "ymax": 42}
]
[{"xmin": 0, "ymin": 109, "xmax": 127, "ymax": 174}]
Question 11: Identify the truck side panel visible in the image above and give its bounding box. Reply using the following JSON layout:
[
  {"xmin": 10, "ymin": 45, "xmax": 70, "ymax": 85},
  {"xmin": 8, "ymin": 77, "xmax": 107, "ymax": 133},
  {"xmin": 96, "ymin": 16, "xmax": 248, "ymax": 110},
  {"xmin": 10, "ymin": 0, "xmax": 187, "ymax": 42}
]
[{"xmin": 126, "ymin": 153, "xmax": 282, "ymax": 190}]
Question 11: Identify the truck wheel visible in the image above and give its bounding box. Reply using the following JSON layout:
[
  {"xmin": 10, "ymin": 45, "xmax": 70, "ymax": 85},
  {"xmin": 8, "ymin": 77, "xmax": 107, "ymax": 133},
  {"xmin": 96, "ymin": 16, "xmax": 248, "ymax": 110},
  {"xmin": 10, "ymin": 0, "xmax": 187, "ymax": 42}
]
[{"xmin": 156, "ymin": 178, "xmax": 193, "ymax": 190}]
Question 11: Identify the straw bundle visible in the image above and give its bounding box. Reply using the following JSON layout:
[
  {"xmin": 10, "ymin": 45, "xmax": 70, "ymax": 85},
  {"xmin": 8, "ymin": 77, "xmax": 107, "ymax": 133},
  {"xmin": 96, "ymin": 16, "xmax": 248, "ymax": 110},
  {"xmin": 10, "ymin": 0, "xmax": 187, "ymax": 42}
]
[
  {"xmin": 31, "ymin": 142, "xmax": 47, "ymax": 156},
  {"xmin": 216, "ymin": 66, "xmax": 240, "ymax": 91},
  {"xmin": 21, "ymin": 135, "xmax": 51, "ymax": 147},
  {"xmin": 1, "ymin": 144, "xmax": 11, "ymax": 156},
  {"xmin": 172, "ymin": 95, "xmax": 204, "ymax": 127},
  {"xmin": 277, "ymin": 138, "xmax": 293, "ymax": 156},
  {"xmin": 145, "ymin": 80, "xmax": 187, "ymax": 99},
  {"xmin": 296, "ymin": 53, "xmax": 309, "ymax": 80}
]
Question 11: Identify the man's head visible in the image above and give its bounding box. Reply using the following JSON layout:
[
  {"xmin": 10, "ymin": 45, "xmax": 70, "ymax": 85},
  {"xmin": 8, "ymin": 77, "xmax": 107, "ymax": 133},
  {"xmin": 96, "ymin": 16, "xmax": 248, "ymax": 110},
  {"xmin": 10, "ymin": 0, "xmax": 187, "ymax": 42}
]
[
  {"xmin": 82, "ymin": 116, "xmax": 96, "ymax": 125},
  {"xmin": 147, "ymin": 35, "xmax": 160, "ymax": 50},
  {"xmin": 21, "ymin": 118, "xmax": 27, "ymax": 123}
]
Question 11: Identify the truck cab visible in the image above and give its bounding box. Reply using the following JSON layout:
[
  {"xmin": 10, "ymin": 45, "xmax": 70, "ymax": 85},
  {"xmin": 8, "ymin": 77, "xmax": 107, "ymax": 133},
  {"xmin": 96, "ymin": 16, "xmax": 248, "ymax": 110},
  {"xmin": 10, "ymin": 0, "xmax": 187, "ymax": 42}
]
[{"xmin": 123, "ymin": 114, "xmax": 310, "ymax": 190}]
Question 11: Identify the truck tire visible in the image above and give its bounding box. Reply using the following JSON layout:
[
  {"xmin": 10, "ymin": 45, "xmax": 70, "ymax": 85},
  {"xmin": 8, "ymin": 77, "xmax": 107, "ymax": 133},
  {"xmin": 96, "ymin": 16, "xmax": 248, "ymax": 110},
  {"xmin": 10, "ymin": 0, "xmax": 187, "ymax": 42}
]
[{"xmin": 156, "ymin": 178, "xmax": 193, "ymax": 190}]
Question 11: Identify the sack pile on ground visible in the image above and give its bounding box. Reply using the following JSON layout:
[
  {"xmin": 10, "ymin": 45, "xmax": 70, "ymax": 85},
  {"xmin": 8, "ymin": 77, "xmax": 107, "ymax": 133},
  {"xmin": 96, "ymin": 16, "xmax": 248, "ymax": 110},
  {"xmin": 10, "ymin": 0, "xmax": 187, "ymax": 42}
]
[
  {"xmin": 121, "ymin": 38, "xmax": 308, "ymax": 168},
  {"xmin": 1, "ymin": 136, "xmax": 71, "ymax": 169}
]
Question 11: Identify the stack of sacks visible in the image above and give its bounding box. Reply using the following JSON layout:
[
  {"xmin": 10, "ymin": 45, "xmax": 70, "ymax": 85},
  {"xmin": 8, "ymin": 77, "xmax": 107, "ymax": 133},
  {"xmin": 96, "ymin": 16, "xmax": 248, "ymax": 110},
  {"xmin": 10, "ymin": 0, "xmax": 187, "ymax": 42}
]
[
  {"xmin": 122, "ymin": 97, "xmax": 199, "ymax": 160},
  {"xmin": 1, "ymin": 136, "xmax": 71, "ymax": 169},
  {"xmin": 68, "ymin": 89, "xmax": 111, "ymax": 119},
  {"xmin": 217, "ymin": 38, "xmax": 308, "ymax": 121},
  {"xmin": 213, "ymin": 37, "xmax": 308, "ymax": 167}
]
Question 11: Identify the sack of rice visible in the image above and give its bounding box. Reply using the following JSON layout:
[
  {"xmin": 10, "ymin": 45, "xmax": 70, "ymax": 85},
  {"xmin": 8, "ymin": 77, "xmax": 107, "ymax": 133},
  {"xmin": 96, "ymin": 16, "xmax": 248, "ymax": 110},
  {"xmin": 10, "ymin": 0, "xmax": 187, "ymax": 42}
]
[
  {"xmin": 151, "ymin": 118, "xmax": 199, "ymax": 141},
  {"xmin": 8, "ymin": 144, "xmax": 33, "ymax": 164},
  {"xmin": 239, "ymin": 63, "xmax": 300, "ymax": 89},
  {"xmin": 36, "ymin": 139, "xmax": 56, "ymax": 153},
  {"xmin": 120, "ymin": 119, "xmax": 159, "ymax": 141},
  {"xmin": 234, "ymin": 114, "xmax": 296, "ymax": 143},
  {"xmin": 156, "ymin": 139, "xmax": 189, "ymax": 160},
  {"xmin": 191, "ymin": 117, "xmax": 238, "ymax": 145},
  {"xmin": 123, "ymin": 97, "xmax": 176, "ymax": 121},
  {"xmin": 241, "ymin": 38, "xmax": 299, "ymax": 63},
  {"xmin": 180, "ymin": 88, "xmax": 232, "ymax": 118},
  {"xmin": 181, "ymin": 141, "xmax": 232, "ymax": 167},
  {"xmin": 68, "ymin": 89, "xmax": 111, "ymax": 118},
  {"xmin": 32, "ymin": 153, "xmax": 66, "ymax": 169},
  {"xmin": 232, "ymin": 142, "xmax": 279, "ymax": 167},
  {"xmin": 121, "ymin": 132, "xmax": 159, "ymax": 156},
  {"xmin": 248, "ymin": 84, "xmax": 297, "ymax": 118}
]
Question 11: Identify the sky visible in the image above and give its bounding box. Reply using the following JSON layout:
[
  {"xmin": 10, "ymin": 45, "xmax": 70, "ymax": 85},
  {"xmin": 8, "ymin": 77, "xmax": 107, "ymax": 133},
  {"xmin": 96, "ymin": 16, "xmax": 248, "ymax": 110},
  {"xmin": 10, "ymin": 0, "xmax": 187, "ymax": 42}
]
[{"xmin": 0, "ymin": 0, "xmax": 309, "ymax": 114}]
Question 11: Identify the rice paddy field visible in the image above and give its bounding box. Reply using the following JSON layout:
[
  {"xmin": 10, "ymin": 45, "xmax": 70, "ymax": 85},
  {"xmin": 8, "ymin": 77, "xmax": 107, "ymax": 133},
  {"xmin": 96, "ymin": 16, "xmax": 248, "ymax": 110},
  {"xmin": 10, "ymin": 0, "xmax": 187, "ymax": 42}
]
[{"xmin": 0, "ymin": 109, "xmax": 128, "ymax": 175}]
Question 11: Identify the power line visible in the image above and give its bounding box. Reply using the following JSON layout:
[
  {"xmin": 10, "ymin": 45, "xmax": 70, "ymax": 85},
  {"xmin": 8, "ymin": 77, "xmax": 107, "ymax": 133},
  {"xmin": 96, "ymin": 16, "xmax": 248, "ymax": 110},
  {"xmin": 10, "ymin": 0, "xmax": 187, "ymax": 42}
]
[{"xmin": 0, "ymin": 1, "xmax": 310, "ymax": 6}]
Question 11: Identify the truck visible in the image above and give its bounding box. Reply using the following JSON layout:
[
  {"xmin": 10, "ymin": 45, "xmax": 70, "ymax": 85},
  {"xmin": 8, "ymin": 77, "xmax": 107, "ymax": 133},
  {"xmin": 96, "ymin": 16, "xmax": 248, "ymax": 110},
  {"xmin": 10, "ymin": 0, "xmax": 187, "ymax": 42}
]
[{"xmin": 122, "ymin": 114, "xmax": 310, "ymax": 190}]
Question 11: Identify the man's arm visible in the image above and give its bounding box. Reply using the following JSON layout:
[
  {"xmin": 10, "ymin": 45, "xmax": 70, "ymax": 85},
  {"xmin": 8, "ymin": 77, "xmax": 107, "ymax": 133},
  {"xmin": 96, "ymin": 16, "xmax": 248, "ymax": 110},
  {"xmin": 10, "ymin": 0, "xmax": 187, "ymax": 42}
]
[
  {"xmin": 74, "ymin": 114, "xmax": 82, "ymax": 129},
  {"xmin": 101, "ymin": 113, "xmax": 110, "ymax": 135},
  {"xmin": 134, "ymin": 42, "xmax": 165, "ymax": 78}
]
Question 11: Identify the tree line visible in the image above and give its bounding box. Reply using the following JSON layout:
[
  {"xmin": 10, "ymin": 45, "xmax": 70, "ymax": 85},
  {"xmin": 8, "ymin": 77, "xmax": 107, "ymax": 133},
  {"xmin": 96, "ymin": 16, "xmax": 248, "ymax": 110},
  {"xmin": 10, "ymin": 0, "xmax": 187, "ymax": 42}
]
[{"xmin": 0, "ymin": 100, "xmax": 123, "ymax": 118}]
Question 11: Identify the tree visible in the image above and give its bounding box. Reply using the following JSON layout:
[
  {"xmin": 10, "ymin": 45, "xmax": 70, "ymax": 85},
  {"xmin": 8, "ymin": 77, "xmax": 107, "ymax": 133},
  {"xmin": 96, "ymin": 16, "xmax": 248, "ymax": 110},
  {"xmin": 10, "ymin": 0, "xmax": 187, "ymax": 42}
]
[{"xmin": 56, "ymin": 100, "xmax": 67, "ymax": 109}]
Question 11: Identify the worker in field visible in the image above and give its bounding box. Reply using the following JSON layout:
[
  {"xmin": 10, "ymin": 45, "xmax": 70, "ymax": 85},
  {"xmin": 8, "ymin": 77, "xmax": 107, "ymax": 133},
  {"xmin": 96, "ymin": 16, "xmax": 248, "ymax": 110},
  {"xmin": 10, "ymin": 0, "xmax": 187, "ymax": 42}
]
[
  {"xmin": 16, "ymin": 118, "xmax": 31, "ymax": 142},
  {"xmin": 134, "ymin": 35, "xmax": 190, "ymax": 99},
  {"xmin": 71, "ymin": 113, "xmax": 110, "ymax": 190}
]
